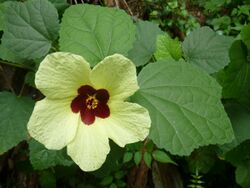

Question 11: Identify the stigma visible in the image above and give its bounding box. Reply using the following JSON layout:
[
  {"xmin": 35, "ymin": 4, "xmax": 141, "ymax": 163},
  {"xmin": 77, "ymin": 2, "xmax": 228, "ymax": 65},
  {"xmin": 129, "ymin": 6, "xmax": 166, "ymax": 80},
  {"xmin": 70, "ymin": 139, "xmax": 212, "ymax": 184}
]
[{"xmin": 86, "ymin": 96, "xmax": 98, "ymax": 109}]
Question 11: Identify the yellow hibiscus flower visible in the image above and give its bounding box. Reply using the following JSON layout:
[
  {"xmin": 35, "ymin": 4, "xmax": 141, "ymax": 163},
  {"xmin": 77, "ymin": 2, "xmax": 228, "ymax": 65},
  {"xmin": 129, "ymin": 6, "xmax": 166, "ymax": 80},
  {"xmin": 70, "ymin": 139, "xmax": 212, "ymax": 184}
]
[{"xmin": 27, "ymin": 52, "xmax": 151, "ymax": 171}]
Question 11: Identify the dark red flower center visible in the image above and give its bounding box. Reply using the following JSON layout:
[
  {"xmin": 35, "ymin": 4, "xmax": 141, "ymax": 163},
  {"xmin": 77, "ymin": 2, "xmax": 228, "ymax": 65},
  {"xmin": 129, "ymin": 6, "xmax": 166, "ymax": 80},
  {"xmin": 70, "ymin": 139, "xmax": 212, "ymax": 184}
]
[{"xmin": 71, "ymin": 85, "xmax": 110, "ymax": 125}]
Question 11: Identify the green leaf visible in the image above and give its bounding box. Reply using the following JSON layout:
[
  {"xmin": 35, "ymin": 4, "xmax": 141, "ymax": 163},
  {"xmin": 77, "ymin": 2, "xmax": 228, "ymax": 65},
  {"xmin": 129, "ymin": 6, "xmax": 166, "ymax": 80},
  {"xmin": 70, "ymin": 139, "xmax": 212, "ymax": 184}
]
[
  {"xmin": 187, "ymin": 146, "xmax": 216, "ymax": 173},
  {"xmin": 143, "ymin": 152, "xmax": 152, "ymax": 168},
  {"xmin": 146, "ymin": 140, "xmax": 154, "ymax": 153},
  {"xmin": 0, "ymin": 2, "xmax": 35, "ymax": 68},
  {"xmin": 152, "ymin": 150, "xmax": 176, "ymax": 164},
  {"xmin": 225, "ymin": 103, "xmax": 250, "ymax": 148},
  {"xmin": 128, "ymin": 20, "xmax": 162, "ymax": 66},
  {"xmin": 0, "ymin": 92, "xmax": 34, "ymax": 154},
  {"xmin": 1, "ymin": 0, "xmax": 59, "ymax": 59},
  {"xmin": 126, "ymin": 142, "xmax": 143, "ymax": 151},
  {"xmin": 154, "ymin": 34, "xmax": 182, "ymax": 61},
  {"xmin": 226, "ymin": 139, "xmax": 250, "ymax": 167},
  {"xmin": 132, "ymin": 60, "xmax": 234, "ymax": 155},
  {"xmin": 182, "ymin": 26, "xmax": 233, "ymax": 74},
  {"xmin": 0, "ymin": 45, "xmax": 26, "ymax": 64},
  {"xmin": 110, "ymin": 183, "xmax": 117, "ymax": 188},
  {"xmin": 0, "ymin": 3, "xmax": 4, "ymax": 31},
  {"xmin": 114, "ymin": 171, "xmax": 126, "ymax": 180},
  {"xmin": 59, "ymin": 4, "xmax": 136, "ymax": 66},
  {"xmin": 29, "ymin": 139, "xmax": 73, "ymax": 170},
  {"xmin": 216, "ymin": 40, "xmax": 250, "ymax": 99},
  {"xmin": 116, "ymin": 180, "xmax": 126, "ymax": 187},
  {"xmin": 235, "ymin": 161, "xmax": 250, "ymax": 188},
  {"xmin": 39, "ymin": 171, "xmax": 56, "ymax": 188},
  {"xmin": 226, "ymin": 140, "xmax": 250, "ymax": 188},
  {"xmin": 92, "ymin": 141, "xmax": 124, "ymax": 178},
  {"xmin": 48, "ymin": 0, "xmax": 69, "ymax": 14},
  {"xmin": 123, "ymin": 152, "xmax": 133, "ymax": 163},
  {"xmin": 134, "ymin": 151, "xmax": 142, "ymax": 165},
  {"xmin": 25, "ymin": 71, "xmax": 35, "ymax": 87},
  {"xmin": 0, "ymin": 0, "xmax": 16, "ymax": 3},
  {"xmin": 241, "ymin": 25, "xmax": 250, "ymax": 50},
  {"xmin": 100, "ymin": 175, "xmax": 113, "ymax": 186}
]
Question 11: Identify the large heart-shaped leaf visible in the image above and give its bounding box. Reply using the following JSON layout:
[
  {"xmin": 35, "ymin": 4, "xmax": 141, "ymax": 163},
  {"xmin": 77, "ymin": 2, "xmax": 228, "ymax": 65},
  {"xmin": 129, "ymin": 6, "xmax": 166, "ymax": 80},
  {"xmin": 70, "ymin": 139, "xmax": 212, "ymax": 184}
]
[
  {"xmin": 59, "ymin": 4, "xmax": 136, "ymax": 66},
  {"xmin": 1, "ymin": 0, "xmax": 59, "ymax": 59},
  {"xmin": 132, "ymin": 60, "xmax": 234, "ymax": 155}
]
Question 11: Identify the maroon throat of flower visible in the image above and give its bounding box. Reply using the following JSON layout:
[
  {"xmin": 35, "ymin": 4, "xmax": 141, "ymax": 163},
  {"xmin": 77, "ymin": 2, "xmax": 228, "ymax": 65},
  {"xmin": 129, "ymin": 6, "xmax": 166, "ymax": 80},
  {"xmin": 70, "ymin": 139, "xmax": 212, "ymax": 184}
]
[{"xmin": 71, "ymin": 85, "xmax": 110, "ymax": 125}]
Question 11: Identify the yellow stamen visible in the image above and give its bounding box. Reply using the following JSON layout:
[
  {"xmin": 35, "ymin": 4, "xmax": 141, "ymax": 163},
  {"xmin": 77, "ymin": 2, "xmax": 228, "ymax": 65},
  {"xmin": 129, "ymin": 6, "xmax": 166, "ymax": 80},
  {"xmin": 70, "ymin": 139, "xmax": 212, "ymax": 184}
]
[{"xmin": 85, "ymin": 96, "xmax": 98, "ymax": 109}]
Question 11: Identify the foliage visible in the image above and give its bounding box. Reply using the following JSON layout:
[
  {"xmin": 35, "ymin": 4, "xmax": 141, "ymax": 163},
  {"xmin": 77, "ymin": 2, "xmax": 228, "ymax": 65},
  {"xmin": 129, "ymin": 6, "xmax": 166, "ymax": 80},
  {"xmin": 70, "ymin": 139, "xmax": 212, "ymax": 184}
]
[
  {"xmin": 182, "ymin": 26, "xmax": 233, "ymax": 73},
  {"xmin": 145, "ymin": 0, "xmax": 200, "ymax": 37},
  {"xmin": 0, "ymin": 92, "xmax": 34, "ymax": 154},
  {"xmin": 145, "ymin": 0, "xmax": 250, "ymax": 37},
  {"xmin": 0, "ymin": 0, "xmax": 249, "ymax": 187},
  {"xmin": 1, "ymin": 0, "xmax": 60, "ymax": 59},
  {"xmin": 193, "ymin": 0, "xmax": 250, "ymax": 35},
  {"xmin": 59, "ymin": 3, "xmax": 136, "ymax": 66}
]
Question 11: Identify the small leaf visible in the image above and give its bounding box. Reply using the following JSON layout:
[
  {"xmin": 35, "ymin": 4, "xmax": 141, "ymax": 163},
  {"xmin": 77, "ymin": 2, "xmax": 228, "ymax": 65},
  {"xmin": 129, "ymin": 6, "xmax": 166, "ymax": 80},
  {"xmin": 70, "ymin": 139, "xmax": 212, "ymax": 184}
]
[
  {"xmin": 100, "ymin": 175, "xmax": 113, "ymax": 186},
  {"xmin": 25, "ymin": 72, "xmax": 35, "ymax": 88},
  {"xmin": 134, "ymin": 151, "xmax": 142, "ymax": 165},
  {"xmin": 152, "ymin": 150, "xmax": 176, "ymax": 164},
  {"xmin": 146, "ymin": 140, "xmax": 154, "ymax": 153},
  {"xmin": 144, "ymin": 151, "xmax": 152, "ymax": 168},
  {"xmin": 187, "ymin": 146, "xmax": 216, "ymax": 173},
  {"xmin": 60, "ymin": 4, "xmax": 136, "ymax": 66},
  {"xmin": 123, "ymin": 152, "xmax": 133, "ymax": 163},
  {"xmin": 114, "ymin": 171, "xmax": 126, "ymax": 180},
  {"xmin": 128, "ymin": 20, "xmax": 163, "ymax": 66},
  {"xmin": 0, "ymin": 92, "xmax": 34, "ymax": 154},
  {"xmin": 39, "ymin": 171, "xmax": 56, "ymax": 188},
  {"xmin": 241, "ymin": 24, "xmax": 250, "ymax": 49},
  {"xmin": 116, "ymin": 180, "xmax": 126, "ymax": 187},
  {"xmin": 154, "ymin": 34, "xmax": 182, "ymax": 61},
  {"xmin": 110, "ymin": 183, "xmax": 117, "ymax": 188},
  {"xmin": 235, "ymin": 162, "xmax": 250, "ymax": 188},
  {"xmin": 126, "ymin": 142, "xmax": 143, "ymax": 151},
  {"xmin": 29, "ymin": 139, "xmax": 73, "ymax": 170},
  {"xmin": 1, "ymin": 0, "xmax": 59, "ymax": 59},
  {"xmin": 182, "ymin": 26, "xmax": 233, "ymax": 73},
  {"xmin": 132, "ymin": 60, "xmax": 234, "ymax": 155}
]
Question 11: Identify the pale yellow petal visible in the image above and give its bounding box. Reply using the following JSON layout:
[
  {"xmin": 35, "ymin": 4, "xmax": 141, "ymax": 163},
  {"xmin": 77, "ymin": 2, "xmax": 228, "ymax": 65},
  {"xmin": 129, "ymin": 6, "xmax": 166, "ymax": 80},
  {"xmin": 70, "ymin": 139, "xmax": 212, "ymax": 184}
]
[
  {"xmin": 90, "ymin": 54, "xmax": 139, "ymax": 100},
  {"xmin": 28, "ymin": 98, "xmax": 79, "ymax": 150},
  {"xmin": 36, "ymin": 52, "xmax": 91, "ymax": 99},
  {"xmin": 67, "ymin": 124, "xmax": 110, "ymax": 172},
  {"xmin": 103, "ymin": 101, "xmax": 151, "ymax": 147}
]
